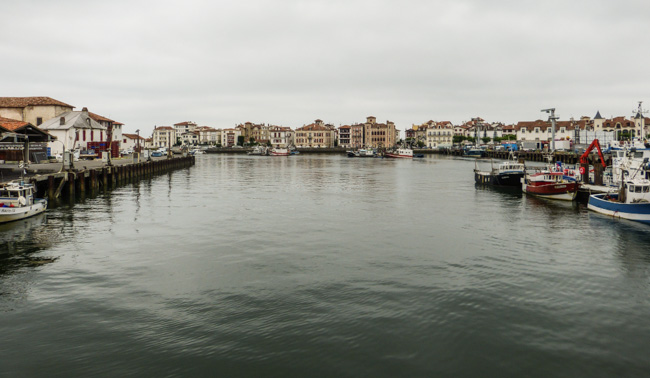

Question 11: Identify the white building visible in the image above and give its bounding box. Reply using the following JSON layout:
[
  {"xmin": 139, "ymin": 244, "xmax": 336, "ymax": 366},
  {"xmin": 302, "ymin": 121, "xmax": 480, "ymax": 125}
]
[
  {"xmin": 39, "ymin": 108, "xmax": 106, "ymax": 155},
  {"xmin": 121, "ymin": 133, "xmax": 144, "ymax": 153},
  {"xmin": 269, "ymin": 126, "xmax": 294, "ymax": 147},
  {"xmin": 197, "ymin": 126, "xmax": 220, "ymax": 145},
  {"xmin": 153, "ymin": 126, "xmax": 174, "ymax": 148},
  {"xmin": 221, "ymin": 128, "xmax": 242, "ymax": 147},
  {"xmin": 426, "ymin": 123, "xmax": 454, "ymax": 149}
]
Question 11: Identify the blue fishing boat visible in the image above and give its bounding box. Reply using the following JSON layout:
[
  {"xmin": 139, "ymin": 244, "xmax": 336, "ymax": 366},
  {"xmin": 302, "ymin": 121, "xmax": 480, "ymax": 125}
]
[{"xmin": 588, "ymin": 174, "xmax": 650, "ymax": 224}]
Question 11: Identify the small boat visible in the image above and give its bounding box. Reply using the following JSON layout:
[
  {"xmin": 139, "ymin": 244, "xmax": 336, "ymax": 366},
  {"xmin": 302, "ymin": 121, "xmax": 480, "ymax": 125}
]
[
  {"xmin": 270, "ymin": 147, "xmax": 290, "ymax": 156},
  {"xmin": 248, "ymin": 146, "xmax": 269, "ymax": 156},
  {"xmin": 384, "ymin": 147, "xmax": 413, "ymax": 159},
  {"xmin": 464, "ymin": 147, "xmax": 486, "ymax": 158},
  {"xmin": 151, "ymin": 151, "xmax": 163, "ymax": 157},
  {"xmin": 347, "ymin": 149, "xmax": 376, "ymax": 158},
  {"xmin": 521, "ymin": 170, "xmax": 579, "ymax": 201},
  {"xmin": 0, "ymin": 181, "xmax": 48, "ymax": 224},
  {"xmin": 475, "ymin": 159, "xmax": 525, "ymax": 186},
  {"xmin": 587, "ymin": 168, "xmax": 650, "ymax": 224}
]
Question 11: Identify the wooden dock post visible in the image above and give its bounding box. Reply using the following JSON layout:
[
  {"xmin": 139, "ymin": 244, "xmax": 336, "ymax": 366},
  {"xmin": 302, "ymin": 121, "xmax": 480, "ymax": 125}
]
[
  {"xmin": 48, "ymin": 175, "xmax": 55, "ymax": 199},
  {"xmin": 78, "ymin": 171, "xmax": 85, "ymax": 193},
  {"xmin": 67, "ymin": 172, "xmax": 75, "ymax": 197}
]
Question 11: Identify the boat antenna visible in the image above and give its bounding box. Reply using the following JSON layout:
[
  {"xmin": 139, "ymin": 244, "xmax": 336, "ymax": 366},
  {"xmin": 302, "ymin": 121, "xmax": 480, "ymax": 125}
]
[{"xmin": 541, "ymin": 108, "xmax": 558, "ymax": 152}]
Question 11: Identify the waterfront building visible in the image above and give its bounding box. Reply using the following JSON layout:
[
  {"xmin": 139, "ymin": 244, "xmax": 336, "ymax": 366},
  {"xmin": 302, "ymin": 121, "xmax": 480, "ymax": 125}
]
[
  {"xmin": 39, "ymin": 108, "xmax": 107, "ymax": 156},
  {"xmin": 122, "ymin": 133, "xmax": 144, "ymax": 153},
  {"xmin": 295, "ymin": 119, "xmax": 336, "ymax": 148},
  {"xmin": 350, "ymin": 124, "xmax": 364, "ymax": 148},
  {"xmin": 89, "ymin": 111, "xmax": 123, "ymax": 152},
  {"xmin": 180, "ymin": 131, "xmax": 200, "ymax": 145},
  {"xmin": 338, "ymin": 125, "xmax": 351, "ymax": 148},
  {"xmin": 236, "ymin": 122, "xmax": 270, "ymax": 145},
  {"xmin": 0, "ymin": 96, "xmax": 74, "ymax": 126},
  {"xmin": 153, "ymin": 126, "xmax": 175, "ymax": 149},
  {"xmin": 269, "ymin": 126, "xmax": 293, "ymax": 147},
  {"xmin": 594, "ymin": 113, "xmax": 650, "ymax": 140},
  {"xmin": 426, "ymin": 122, "xmax": 454, "ymax": 149},
  {"xmin": 0, "ymin": 117, "xmax": 52, "ymax": 162},
  {"xmin": 197, "ymin": 126, "xmax": 220, "ymax": 145},
  {"xmin": 515, "ymin": 118, "xmax": 591, "ymax": 148},
  {"xmin": 173, "ymin": 121, "xmax": 197, "ymax": 144},
  {"xmin": 143, "ymin": 138, "xmax": 153, "ymax": 149},
  {"xmin": 221, "ymin": 128, "xmax": 242, "ymax": 147},
  {"xmin": 501, "ymin": 124, "xmax": 516, "ymax": 139},
  {"xmin": 363, "ymin": 116, "xmax": 396, "ymax": 149}
]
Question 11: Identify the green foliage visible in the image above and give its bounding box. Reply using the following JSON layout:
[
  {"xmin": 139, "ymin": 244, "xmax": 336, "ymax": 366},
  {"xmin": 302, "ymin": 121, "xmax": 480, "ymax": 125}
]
[{"xmin": 237, "ymin": 136, "xmax": 245, "ymax": 146}]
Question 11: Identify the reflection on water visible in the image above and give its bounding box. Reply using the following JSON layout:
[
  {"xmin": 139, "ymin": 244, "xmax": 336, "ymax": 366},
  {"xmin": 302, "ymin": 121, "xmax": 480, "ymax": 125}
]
[{"xmin": 1, "ymin": 154, "xmax": 650, "ymax": 377}]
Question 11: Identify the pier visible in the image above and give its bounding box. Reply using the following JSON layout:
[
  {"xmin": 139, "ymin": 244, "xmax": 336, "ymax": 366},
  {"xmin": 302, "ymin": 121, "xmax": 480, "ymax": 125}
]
[{"xmin": 1, "ymin": 156, "xmax": 195, "ymax": 202}]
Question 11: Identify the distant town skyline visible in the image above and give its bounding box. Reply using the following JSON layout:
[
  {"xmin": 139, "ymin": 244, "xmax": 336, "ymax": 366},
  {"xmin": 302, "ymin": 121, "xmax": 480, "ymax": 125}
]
[{"xmin": 3, "ymin": 0, "xmax": 650, "ymax": 137}]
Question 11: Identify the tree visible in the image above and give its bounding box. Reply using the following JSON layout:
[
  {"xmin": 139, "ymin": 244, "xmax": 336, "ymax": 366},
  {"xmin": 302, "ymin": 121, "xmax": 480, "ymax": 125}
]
[
  {"xmin": 481, "ymin": 137, "xmax": 491, "ymax": 144},
  {"xmin": 417, "ymin": 140, "xmax": 426, "ymax": 148},
  {"xmin": 237, "ymin": 136, "xmax": 245, "ymax": 146}
]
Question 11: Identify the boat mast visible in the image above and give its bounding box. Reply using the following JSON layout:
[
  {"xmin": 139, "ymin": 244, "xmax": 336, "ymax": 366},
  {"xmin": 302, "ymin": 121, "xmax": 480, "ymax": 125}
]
[{"xmin": 541, "ymin": 108, "xmax": 558, "ymax": 152}]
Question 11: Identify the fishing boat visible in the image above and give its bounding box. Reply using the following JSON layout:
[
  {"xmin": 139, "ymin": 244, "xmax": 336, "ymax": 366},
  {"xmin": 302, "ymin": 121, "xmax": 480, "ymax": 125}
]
[
  {"xmin": 248, "ymin": 146, "xmax": 269, "ymax": 156},
  {"xmin": 464, "ymin": 147, "xmax": 486, "ymax": 158},
  {"xmin": 588, "ymin": 176, "xmax": 650, "ymax": 224},
  {"xmin": 347, "ymin": 148, "xmax": 376, "ymax": 158},
  {"xmin": 587, "ymin": 158, "xmax": 650, "ymax": 224},
  {"xmin": 474, "ymin": 158, "xmax": 525, "ymax": 186},
  {"xmin": 270, "ymin": 147, "xmax": 290, "ymax": 156},
  {"xmin": 384, "ymin": 147, "xmax": 413, "ymax": 159},
  {"xmin": 521, "ymin": 168, "xmax": 579, "ymax": 201},
  {"xmin": 0, "ymin": 181, "xmax": 48, "ymax": 224}
]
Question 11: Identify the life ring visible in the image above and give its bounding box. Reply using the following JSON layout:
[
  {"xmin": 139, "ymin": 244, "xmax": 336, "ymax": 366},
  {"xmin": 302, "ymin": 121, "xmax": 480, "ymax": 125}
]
[{"xmin": 18, "ymin": 196, "xmax": 26, "ymax": 206}]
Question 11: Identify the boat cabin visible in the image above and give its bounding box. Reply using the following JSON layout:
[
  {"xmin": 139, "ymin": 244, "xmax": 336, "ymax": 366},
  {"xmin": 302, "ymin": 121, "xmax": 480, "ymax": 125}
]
[{"xmin": 0, "ymin": 183, "xmax": 35, "ymax": 207}]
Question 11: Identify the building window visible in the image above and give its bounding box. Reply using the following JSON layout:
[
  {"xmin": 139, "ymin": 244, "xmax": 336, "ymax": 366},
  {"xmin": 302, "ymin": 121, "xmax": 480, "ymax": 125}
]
[{"xmin": 36, "ymin": 117, "xmax": 43, "ymax": 125}]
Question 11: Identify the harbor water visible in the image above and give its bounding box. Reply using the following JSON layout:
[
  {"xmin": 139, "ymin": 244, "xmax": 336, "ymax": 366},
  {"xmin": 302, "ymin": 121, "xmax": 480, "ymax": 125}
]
[{"xmin": 1, "ymin": 154, "xmax": 649, "ymax": 377}]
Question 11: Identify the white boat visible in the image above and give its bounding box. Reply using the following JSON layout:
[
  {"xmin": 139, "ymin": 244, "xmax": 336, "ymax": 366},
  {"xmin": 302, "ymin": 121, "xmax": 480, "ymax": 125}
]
[
  {"xmin": 248, "ymin": 146, "xmax": 269, "ymax": 156},
  {"xmin": 384, "ymin": 148, "xmax": 413, "ymax": 158},
  {"xmin": 270, "ymin": 147, "xmax": 290, "ymax": 156},
  {"xmin": 347, "ymin": 148, "xmax": 376, "ymax": 158},
  {"xmin": 0, "ymin": 182, "xmax": 47, "ymax": 224}
]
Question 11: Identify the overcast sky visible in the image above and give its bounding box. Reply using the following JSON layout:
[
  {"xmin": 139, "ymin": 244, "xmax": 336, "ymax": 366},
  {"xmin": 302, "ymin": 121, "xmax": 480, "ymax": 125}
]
[{"xmin": 3, "ymin": 0, "xmax": 650, "ymax": 137}]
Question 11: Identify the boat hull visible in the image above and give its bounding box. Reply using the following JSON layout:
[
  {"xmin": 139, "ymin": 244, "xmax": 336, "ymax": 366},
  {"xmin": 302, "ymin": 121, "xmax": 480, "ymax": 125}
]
[
  {"xmin": 522, "ymin": 181, "xmax": 579, "ymax": 201},
  {"xmin": 475, "ymin": 171, "xmax": 524, "ymax": 187},
  {"xmin": 587, "ymin": 194, "xmax": 650, "ymax": 224},
  {"xmin": 270, "ymin": 148, "xmax": 290, "ymax": 156},
  {"xmin": 0, "ymin": 199, "xmax": 47, "ymax": 224},
  {"xmin": 384, "ymin": 153, "xmax": 412, "ymax": 158}
]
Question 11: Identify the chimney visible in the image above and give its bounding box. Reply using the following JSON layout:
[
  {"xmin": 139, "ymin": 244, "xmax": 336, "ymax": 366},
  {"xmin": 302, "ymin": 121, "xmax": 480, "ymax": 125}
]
[
  {"xmin": 60, "ymin": 117, "xmax": 65, "ymax": 125},
  {"xmin": 82, "ymin": 107, "xmax": 88, "ymax": 113}
]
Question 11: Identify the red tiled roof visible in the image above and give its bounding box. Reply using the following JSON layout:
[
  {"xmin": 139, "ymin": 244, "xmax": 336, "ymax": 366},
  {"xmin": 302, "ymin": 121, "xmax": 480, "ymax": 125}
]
[
  {"xmin": 174, "ymin": 121, "xmax": 195, "ymax": 126},
  {"xmin": 123, "ymin": 133, "xmax": 144, "ymax": 140},
  {"xmin": 0, "ymin": 96, "xmax": 74, "ymax": 109},
  {"xmin": 297, "ymin": 124, "xmax": 333, "ymax": 131},
  {"xmin": 0, "ymin": 116, "xmax": 30, "ymax": 131},
  {"xmin": 88, "ymin": 111, "xmax": 115, "ymax": 123},
  {"xmin": 155, "ymin": 126, "xmax": 173, "ymax": 131}
]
